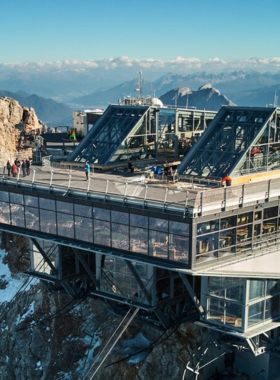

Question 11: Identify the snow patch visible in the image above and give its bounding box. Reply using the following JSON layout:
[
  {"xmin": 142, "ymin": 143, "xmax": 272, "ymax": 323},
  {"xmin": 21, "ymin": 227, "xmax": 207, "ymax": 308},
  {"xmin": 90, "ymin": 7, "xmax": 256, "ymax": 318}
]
[
  {"xmin": 0, "ymin": 248, "xmax": 32, "ymax": 304},
  {"xmin": 16, "ymin": 301, "xmax": 35, "ymax": 324}
]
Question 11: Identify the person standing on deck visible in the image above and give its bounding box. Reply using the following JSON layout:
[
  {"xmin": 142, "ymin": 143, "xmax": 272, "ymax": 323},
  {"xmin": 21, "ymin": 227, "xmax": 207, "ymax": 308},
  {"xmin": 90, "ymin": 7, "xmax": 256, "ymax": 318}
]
[
  {"xmin": 84, "ymin": 161, "xmax": 90, "ymax": 180},
  {"xmin": 221, "ymin": 174, "xmax": 232, "ymax": 187},
  {"xmin": 6, "ymin": 160, "xmax": 11, "ymax": 176}
]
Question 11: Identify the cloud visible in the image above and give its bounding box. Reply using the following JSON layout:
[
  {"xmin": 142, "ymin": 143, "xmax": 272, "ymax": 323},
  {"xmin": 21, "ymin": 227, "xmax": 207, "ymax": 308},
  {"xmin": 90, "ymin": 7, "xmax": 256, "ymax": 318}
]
[{"xmin": 1, "ymin": 56, "xmax": 280, "ymax": 74}]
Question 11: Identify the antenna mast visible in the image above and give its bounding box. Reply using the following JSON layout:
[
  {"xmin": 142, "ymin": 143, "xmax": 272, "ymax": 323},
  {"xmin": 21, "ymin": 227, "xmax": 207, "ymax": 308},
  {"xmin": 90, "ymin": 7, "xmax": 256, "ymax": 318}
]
[{"xmin": 139, "ymin": 71, "xmax": 142, "ymax": 99}]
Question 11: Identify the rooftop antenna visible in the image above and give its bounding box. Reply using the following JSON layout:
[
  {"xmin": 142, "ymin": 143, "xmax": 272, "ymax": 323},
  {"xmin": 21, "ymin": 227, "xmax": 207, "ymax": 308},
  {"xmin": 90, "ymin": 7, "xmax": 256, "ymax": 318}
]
[
  {"xmin": 139, "ymin": 71, "xmax": 142, "ymax": 98},
  {"xmin": 274, "ymin": 91, "xmax": 278, "ymax": 107},
  {"xmin": 134, "ymin": 71, "xmax": 142, "ymax": 99}
]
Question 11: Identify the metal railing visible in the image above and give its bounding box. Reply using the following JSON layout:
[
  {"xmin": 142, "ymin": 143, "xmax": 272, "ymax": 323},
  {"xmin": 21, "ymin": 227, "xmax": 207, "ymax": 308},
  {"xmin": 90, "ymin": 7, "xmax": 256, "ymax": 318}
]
[{"xmin": 1, "ymin": 165, "xmax": 280, "ymax": 217}]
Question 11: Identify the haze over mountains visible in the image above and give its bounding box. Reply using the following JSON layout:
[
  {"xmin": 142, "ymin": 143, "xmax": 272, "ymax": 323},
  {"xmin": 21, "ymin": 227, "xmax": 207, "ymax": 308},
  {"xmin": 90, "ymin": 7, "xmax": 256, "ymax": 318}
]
[{"xmin": 1, "ymin": 69, "xmax": 280, "ymax": 126}]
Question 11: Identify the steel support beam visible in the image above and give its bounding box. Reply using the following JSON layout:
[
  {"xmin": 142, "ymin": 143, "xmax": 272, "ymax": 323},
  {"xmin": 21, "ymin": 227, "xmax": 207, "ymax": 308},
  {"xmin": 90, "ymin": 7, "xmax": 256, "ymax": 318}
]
[
  {"xmin": 125, "ymin": 260, "xmax": 152, "ymax": 303},
  {"xmin": 31, "ymin": 238, "xmax": 76, "ymax": 298},
  {"xmin": 179, "ymin": 273, "xmax": 204, "ymax": 315},
  {"xmin": 73, "ymin": 248, "xmax": 99, "ymax": 287}
]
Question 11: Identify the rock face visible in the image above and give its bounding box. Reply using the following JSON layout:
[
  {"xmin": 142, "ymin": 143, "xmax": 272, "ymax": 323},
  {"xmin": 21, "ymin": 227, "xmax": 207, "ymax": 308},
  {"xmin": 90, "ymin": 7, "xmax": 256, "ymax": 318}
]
[
  {"xmin": 0, "ymin": 233, "xmax": 236, "ymax": 379},
  {"xmin": 0, "ymin": 96, "xmax": 41, "ymax": 166}
]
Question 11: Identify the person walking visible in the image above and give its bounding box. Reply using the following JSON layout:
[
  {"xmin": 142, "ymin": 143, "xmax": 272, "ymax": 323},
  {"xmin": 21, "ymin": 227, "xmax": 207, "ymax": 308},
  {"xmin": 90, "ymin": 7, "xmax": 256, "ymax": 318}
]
[
  {"xmin": 12, "ymin": 163, "xmax": 18, "ymax": 177},
  {"xmin": 25, "ymin": 158, "xmax": 30, "ymax": 175},
  {"xmin": 6, "ymin": 160, "xmax": 11, "ymax": 176},
  {"xmin": 21, "ymin": 160, "xmax": 27, "ymax": 177},
  {"xmin": 84, "ymin": 161, "xmax": 90, "ymax": 180}
]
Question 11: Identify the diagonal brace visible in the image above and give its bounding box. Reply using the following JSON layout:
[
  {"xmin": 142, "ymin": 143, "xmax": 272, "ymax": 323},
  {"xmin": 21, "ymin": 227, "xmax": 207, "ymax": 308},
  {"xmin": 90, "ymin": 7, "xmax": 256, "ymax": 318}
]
[{"xmin": 179, "ymin": 273, "xmax": 204, "ymax": 315}]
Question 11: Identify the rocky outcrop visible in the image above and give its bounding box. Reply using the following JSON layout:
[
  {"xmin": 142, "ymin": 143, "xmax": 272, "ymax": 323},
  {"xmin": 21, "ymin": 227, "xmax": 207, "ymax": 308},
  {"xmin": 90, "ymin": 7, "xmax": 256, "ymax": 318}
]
[
  {"xmin": 0, "ymin": 96, "xmax": 41, "ymax": 166},
  {"xmin": 0, "ymin": 233, "xmax": 236, "ymax": 379}
]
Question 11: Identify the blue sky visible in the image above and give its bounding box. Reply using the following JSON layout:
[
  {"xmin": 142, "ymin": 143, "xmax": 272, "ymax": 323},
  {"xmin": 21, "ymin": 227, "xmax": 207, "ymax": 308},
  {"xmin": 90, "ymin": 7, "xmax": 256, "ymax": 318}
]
[{"xmin": 1, "ymin": 0, "xmax": 280, "ymax": 64}]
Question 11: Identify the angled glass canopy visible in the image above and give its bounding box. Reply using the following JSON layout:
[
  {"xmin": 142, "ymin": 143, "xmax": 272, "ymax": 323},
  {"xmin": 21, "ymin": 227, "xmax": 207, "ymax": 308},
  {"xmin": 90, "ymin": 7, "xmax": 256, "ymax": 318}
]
[
  {"xmin": 67, "ymin": 105, "xmax": 149, "ymax": 165},
  {"xmin": 178, "ymin": 107, "xmax": 280, "ymax": 178}
]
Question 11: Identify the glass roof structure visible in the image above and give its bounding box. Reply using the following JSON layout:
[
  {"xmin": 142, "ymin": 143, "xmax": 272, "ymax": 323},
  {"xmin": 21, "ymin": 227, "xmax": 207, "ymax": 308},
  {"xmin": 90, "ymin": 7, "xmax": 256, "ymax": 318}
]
[
  {"xmin": 178, "ymin": 106, "xmax": 280, "ymax": 178},
  {"xmin": 66, "ymin": 104, "xmax": 216, "ymax": 167},
  {"xmin": 67, "ymin": 105, "xmax": 149, "ymax": 165}
]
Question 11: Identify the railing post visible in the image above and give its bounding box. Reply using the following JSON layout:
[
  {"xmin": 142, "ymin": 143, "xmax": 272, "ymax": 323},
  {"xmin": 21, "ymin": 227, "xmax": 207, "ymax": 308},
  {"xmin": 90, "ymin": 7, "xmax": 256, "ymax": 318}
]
[
  {"xmin": 32, "ymin": 169, "xmax": 36, "ymax": 184},
  {"xmin": 143, "ymin": 185, "xmax": 148, "ymax": 208},
  {"xmin": 50, "ymin": 171, "xmax": 54, "ymax": 187},
  {"xmin": 68, "ymin": 174, "xmax": 72, "ymax": 189},
  {"xmin": 123, "ymin": 182, "xmax": 128, "ymax": 205},
  {"xmin": 17, "ymin": 167, "xmax": 21, "ymax": 181},
  {"xmin": 163, "ymin": 187, "xmax": 168, "ymax": 212}
]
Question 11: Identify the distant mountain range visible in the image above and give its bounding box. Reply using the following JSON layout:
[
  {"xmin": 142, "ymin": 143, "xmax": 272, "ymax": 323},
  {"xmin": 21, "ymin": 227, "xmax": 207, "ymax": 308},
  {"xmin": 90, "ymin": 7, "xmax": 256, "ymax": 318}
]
[
  {"xmin": 0, "ymin": 89, "xmax": 73, "ymax": 126},
  {"xmin": 2, "ymin": 70, "xmax": 280, "ymax": 127},
  {"xmin": 159, "ymin": 85, "xmax": 235, "ymax": 111}
]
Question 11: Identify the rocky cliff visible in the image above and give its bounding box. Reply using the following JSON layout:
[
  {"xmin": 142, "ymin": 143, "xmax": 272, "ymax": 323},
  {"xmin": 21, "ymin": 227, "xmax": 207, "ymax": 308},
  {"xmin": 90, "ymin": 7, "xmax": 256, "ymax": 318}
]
[
  {"xmin": 0, "ymin": 233, "xmax": 238, "ymax": 380},
  {"xmin": 0, "ymin": 96, "xmax": 41, "ymax": 166}
]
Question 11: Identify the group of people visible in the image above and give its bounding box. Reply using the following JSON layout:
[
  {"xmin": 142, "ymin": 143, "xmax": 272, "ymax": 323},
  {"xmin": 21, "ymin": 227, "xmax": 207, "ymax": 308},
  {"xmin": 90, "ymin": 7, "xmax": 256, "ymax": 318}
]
[{"xmin": 6, "ymin": 158, "xmax": 31, "ymax": 177}]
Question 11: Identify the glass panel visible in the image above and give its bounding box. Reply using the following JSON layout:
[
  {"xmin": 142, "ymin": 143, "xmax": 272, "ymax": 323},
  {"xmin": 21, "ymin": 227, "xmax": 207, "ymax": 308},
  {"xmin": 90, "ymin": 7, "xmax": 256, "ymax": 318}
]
[
  {"xmin": 130, "ymin": 227, "xmax": 148, "ymax": 254},
  {"xmin": 56, "ymin": 201, "xmax": 73, "ymax": 214},
  {"xmin": 219, "ymin": 229, "xmax": 235, "ymax": 250},
  {"xmin": 74, "ymin": 203, "xmax": 92, "ymax": 218},
  {"xmin": 75, "ymin": 216, "xmax": 93, "ymax": 243},
  {"xmin": 10, "ymin": 193, "xmax": 23, "ymax": 205},
  {"xmin": 0, "ymin": 191, "xmax": 9, "ymax": 202},
  {"xmin": 111, "ymin": 223, "xmax": 129, "ymax": 250},
  {"xmin": 57, "ymin": 213, "xmax": 74, "ymax": 238},
  {"xmin": 169, "ymin": 220, "xmax": 189, "ymax": 235},
  {"xmin": 130, "ymin": 213, "xmax": 148, "ymax": 228},
  {"xmin": 111, "ymin": 210, "xmax": 129, "ymax": 225},
  {"xmin": 263, "ymin": 219, "xmax": 277, "ymax": 234},
  {"xmin": 24, "ymin": 195, "xmax": 38, "ymax": 207},
  {"xmin": 254, "ymin": 211, "xmax": 262, "ymax": 221},
  {"xmin": 248, "ymin": 301, "xmax": 264, "ymax": 326},
  {"xmin": 94, "ymin": 207, "xmax": 110, "ymax": 221},
  {"xmin": 40, "ymin": 210, "xmax": 57, "ymax": 234},
  {"xmin": 264, "ymin": 207, "xmax": 278, "ymax": 219},
  {"xmin": 10, "ymin": 204, "xmax": 25, "ymax": 227},
  {"xmin": 197, "ymin": 220, "xmax": 219, "ymax": 235},
  {"xmin": 94, "ymin": 219, "xmax": 111, "ymax": 246},
  {"xmin": 208, "ymin": 297, "xmax": 225, "ymax": 323},
  {"xmin": 196, "ymin": 233, "xmax": 218, "ymax": 259},
  {"xmin": 169, "ymin": 234, "xmax": 189, "ymax": 263},
  {"xmin": 225, "ymin": 302, "xmax": 242, "ymax": 327},
  {"xmin": 0, "ymin": 201, "xmax": 10, "ymax": 224},
  {"xmin": 265, "ymin": 295, "xmax": 280, "ymax": 320},
  {"xmin": 221, "ymin": 216, "xmax": 236, "ymax": 230},
  {"xmin": 267, "ymin": 280, "xmax": 280, "ymax": 295},
  {"xmin": 249, "ymin": 280, "xmax": 265, "ymax": 300},
  {"xmin": 25, "ymin": 206, "xmax": 40, "ymax": 230},
  {"xmin": 149, "ymin": 230, "xmax": 168, "ymax": 259},
  {"xmin": 149, "ymin": 217, "xmax": 168, "ymax": 232},
  {"xmin": 237, "ymin": 212, "xmax": 253, "ymax": 226},
  {"xmin": 39, "ymin": 198, "xmax": 56, "ymax": 211}
]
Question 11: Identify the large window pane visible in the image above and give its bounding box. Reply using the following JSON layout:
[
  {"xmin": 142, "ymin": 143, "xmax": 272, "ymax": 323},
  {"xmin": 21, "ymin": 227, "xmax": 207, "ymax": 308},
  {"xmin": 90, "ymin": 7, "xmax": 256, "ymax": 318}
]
[
  {"xmin": 40, "ymin": 210, "xmax": 57, "ymax": 234},
  {"xmin": 0, "ymin": 201, "xmax": 10, "ymax": 224},
  {"xmin": 149, "ymin": 217, "xmax": 168, "ymax": 232},
  {"xmin": 74, "ymin": 204, "xmax": 92, "ymax": 218},
  {"xmin": 197, "ymin": 220, "xmax": 219, "ymax": 235},
  {"xmin": 57, "ymin": 201, "xmax": 73, "ymax": 214},
  {"xmin": 10, "ymin": 204, "xmax": 25, "ymax": 227},
  {"xmin": 112, "ymin": 223, "xmax": 129, "ymax": 250},
  {"xmin": 57, "ymin": 213, "xmax": 74, "ymax": 238},
  {"xmin": 265, "ymin": 295, "xmax": 280, "ymax": 320},
  {"xmin": 267, "ymin": 280, "xmax": 280, "ymax": 295},
  {"xmin": 169, "ymin": 220, "xmax": 189, "ymax": 235},
  {"xmin": 249, "ymin": 280, "xmax": 265, "ymax": 300},
  {"xmin": 130, "ymin": 227, "xmax": 148, "ymax": 254},
  {"xmin": 94, "ymin": 207, "xmax": 110, "ymax": 221},
  {"xmin": 94, "ymin": 220, "xmax": 110, "ymax": 246},
  {"xmin": 169, "ymin": 234, "xmax": 189, "ymax": 263},
  {"xmin": 40, "ymin": 198, "xmax": 56, "ymax": 211},
  {"xmin": 10, "ymin": 193, "xmax": 23, "ymax": 205},
  {"xmin": 248, "ymin": 301, "xmax": 264, "ymax": 327},
  {"xmin": 149, "ymin": 230, "xmax": 168, "ymax": 259},
  {"xmin": 0, "ymin": 191, "xmax": 9, "ymax": 202},
  {"xmin": 24, "ymin": 195, "xmax": 38, "ymax": 207},
  {"xmin": 75, "ymin": 216, "xmax": 93, "ymax": 243},
  {"xmin": 111, "ymin": 210, "xmax": 129, "ymax": 225},
  {"xmin": 130, "ymin": 214, "xmax": 148, "ymax": 228},
  {"xmin": 264, "ymin": 207, "xmax": 278, "ymax": 219},
  {"xmin": 25, "ymin": 206, "xmax": 40, "ymax": 230}
]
